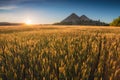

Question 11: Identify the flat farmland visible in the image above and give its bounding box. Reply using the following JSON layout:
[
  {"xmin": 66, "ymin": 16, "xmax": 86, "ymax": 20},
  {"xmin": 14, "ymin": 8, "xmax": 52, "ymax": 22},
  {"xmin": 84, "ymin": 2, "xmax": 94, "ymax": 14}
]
[{"xmin": 0, "ymin": 25, "xmax": 120, "ymax": 80}]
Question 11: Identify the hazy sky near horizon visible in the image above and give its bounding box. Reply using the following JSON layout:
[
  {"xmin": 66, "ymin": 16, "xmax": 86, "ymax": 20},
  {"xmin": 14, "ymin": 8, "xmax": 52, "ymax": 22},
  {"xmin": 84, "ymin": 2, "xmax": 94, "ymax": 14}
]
[{"xmin": 0, "ymin": 0, "xmax": 120, "ymax": 24}]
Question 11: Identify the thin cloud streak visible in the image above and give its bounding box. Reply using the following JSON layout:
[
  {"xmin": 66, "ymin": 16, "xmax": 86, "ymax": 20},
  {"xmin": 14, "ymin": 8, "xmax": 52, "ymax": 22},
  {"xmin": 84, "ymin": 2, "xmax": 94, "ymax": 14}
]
[
  {"xmin": 0, "ymin": 6, "xmax": 17, "ymax": 10},
  {"xmin": 0, "ymin": 0, "xmax": 66, "ymax": 7},
  {"xmin": 0, "ymin": 0, "xmax": 31, "ymax": 7}
]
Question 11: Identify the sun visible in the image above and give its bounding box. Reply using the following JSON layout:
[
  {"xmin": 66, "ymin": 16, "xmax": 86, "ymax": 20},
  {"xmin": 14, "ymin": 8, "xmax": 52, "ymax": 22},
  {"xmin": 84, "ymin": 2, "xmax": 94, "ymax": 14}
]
[{"xmin": 25, "ymin": 19, "xmax": 32, "ymax": 25}]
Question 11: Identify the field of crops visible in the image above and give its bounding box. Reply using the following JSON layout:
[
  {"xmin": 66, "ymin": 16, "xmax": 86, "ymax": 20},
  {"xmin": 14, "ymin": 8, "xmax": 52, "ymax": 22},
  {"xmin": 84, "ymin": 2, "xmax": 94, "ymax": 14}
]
[{"xmin": 0, "ymin": 25, "xmax": 120, "ymax": 80}]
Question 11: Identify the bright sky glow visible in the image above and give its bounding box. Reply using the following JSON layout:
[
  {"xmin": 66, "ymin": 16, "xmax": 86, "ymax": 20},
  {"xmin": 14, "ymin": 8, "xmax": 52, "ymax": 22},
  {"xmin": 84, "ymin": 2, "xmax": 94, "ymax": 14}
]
[{"xmin": 25, "ymin": 19, "xmax": 32, "ymax": 25}]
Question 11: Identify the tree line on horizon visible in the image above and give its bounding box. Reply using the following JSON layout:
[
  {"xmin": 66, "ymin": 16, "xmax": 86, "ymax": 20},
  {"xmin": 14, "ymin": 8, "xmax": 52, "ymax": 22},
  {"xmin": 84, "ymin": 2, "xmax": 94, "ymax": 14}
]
[
  {"xmin": 56, "ymin": 20, "xmax": 109, "ymax": 26},
  {"xmin": 110, "ymin": 16, "xmax": 120, "ymax": 26}
]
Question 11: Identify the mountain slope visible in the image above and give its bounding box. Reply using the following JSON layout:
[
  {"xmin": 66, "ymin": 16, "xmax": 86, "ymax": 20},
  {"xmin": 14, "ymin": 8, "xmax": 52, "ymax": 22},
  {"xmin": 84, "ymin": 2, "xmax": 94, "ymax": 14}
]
[
  {"xmin": 61, "ymin": 13, "xmax": 80, "ymax": 24},
  {"xmin": 79, "ymin": 15, "xmax": 91, "ymax": 21}
]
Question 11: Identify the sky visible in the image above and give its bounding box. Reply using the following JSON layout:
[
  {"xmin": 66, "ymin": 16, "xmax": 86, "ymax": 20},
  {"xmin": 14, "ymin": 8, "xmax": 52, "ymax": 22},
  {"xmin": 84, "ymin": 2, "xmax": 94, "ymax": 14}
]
[{"xmin": 0, "ymin": 0, "xmax": 120, "ymax": 24}]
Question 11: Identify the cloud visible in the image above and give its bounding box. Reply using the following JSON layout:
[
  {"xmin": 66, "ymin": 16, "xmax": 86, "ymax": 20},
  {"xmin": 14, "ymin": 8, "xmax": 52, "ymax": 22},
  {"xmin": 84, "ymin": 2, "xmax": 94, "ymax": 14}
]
[
  {"xmin": 0, "ymin": 0, "xmax": 60, "ymax": 7},
  {"xmin": 0, "ymin": 0, "xmax": 29, "ymax": 6},
  {"xmin": 0, "ymin": 0, "xmax": 30, "ymax": 10},
  {"xmin": 0, "ymin": 0, "xmax": 69, "ymax": 7},
  {"xmin": 0, "ymin": 6, "xmax": 17, "ymax": 10}
]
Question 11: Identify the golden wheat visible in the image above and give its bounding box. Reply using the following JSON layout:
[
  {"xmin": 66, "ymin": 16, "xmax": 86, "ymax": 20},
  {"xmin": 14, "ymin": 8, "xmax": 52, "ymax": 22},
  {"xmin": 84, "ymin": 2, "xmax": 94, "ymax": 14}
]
[{"xmin": 0, "ymin": 25, "xmax": 120, "ymax": 80}]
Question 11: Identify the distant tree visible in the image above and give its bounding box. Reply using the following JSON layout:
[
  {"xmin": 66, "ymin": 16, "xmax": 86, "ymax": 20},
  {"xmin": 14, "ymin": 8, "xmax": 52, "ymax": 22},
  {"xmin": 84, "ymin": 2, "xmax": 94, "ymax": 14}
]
[{"xmin": 110, "ymin": 16, "xmax": 120, "ymax": 26}]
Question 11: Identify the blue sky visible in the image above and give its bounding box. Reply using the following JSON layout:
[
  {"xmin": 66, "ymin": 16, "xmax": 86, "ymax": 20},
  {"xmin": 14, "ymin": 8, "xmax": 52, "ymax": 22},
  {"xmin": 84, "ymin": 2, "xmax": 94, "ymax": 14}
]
[{"xmin": 0, "ymin": 0, "xmax": 120, "ymax": 24}]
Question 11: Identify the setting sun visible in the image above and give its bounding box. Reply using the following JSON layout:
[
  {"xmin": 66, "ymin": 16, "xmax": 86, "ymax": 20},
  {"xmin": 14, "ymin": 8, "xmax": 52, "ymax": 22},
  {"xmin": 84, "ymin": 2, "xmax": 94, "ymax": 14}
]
[{"xmin": 25, "ymin": 19, "xmax": 32, "ymax": 25}]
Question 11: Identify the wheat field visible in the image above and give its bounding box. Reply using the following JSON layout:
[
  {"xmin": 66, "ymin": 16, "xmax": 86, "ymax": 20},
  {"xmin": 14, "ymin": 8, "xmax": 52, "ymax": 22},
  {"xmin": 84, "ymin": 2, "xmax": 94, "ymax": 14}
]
[{"xmin": 0, "ymin": 25, "xmax": 120, "ymax": 80}]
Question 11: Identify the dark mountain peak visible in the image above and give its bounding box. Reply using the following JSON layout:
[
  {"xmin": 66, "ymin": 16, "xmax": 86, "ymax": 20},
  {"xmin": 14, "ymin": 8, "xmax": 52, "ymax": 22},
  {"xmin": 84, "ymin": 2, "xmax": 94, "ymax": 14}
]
[
  {"xmin": 70, "ymin": 13, "xmax": 79, "ymax": 17},
  {"xmin": 79, "ymin": 15, "xmax": 91, "ymax": 21},
  {"xmin": 81, "ymin": 15, "xmax": 87, "ymax": 17},
  {"xmin": 66, "ymin": 13, "xmax": 80, "ymax": 20},
  {"xmin": 61, "ymin": 13, "xmax": 80, "ymax": 24}
]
